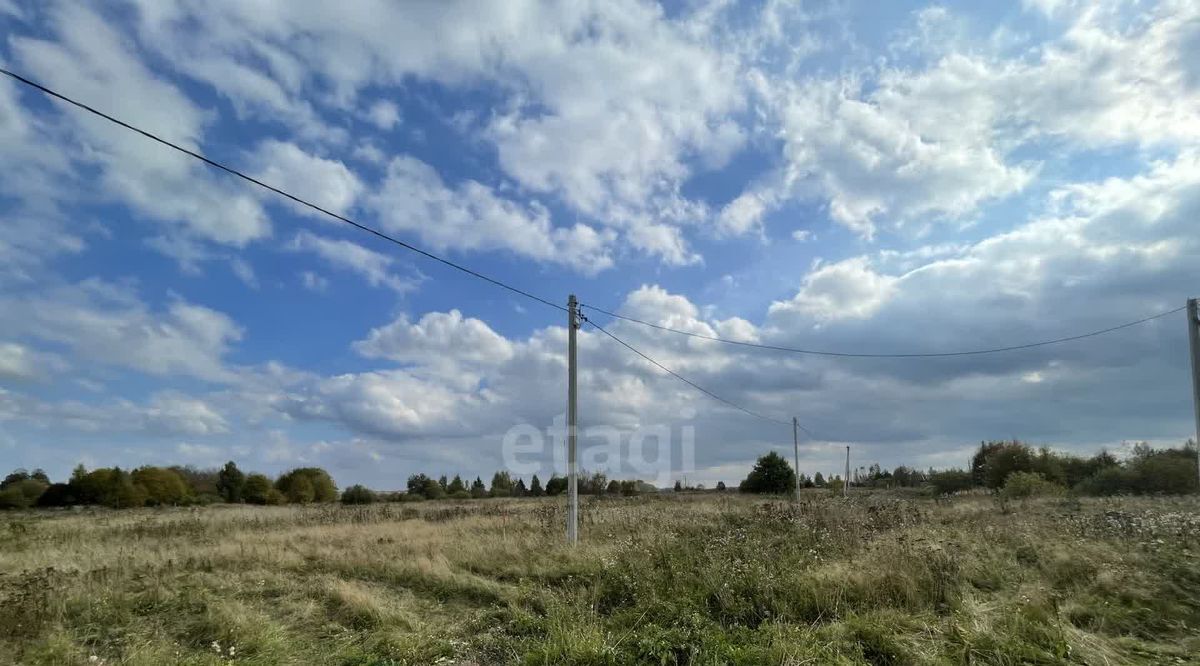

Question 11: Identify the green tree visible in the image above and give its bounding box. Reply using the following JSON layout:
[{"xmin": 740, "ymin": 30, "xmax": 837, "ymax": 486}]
[
  {"xmin": 284, "ymin": 475, "xmax": 315, "ymax": 503},
  {"xmin": 813, "ymin": 472, "xmax": 826, "ymax": 487},
  {"xmin": 1127, "ymin": 444, "xmax": 1198, "ymax": 494},
  {"xmin": 2, "ymin": 469, "xmax": 31, "ymax": 489},
  {"xmin": 36, "ymin": 483, "xmax": 76, "ymax": 507},
  {"xmin": 131, "ymin": 466, "xmax": 190, "ymax": 506},
  {"xmin": 341, "ymin": 484, "xmax": 376, "ymax": 505},
  {"xmin": 513, "ymin": 478, "xmax": 528, "ymax": 497},
  {"xmin": 243, "ymin": 473, "xmax": 275, "ymax": 505},
  {"xmin": 582, "ymin": 471, "xmax": 607, "ymax": 495},
  {"xmin": 277, "ymin": 468, "xmax": 337, "ymax": 503},
  {"xmin": 407, "ymin": 473, "xmax": 432, "ymax": 497},
  {"xmin": 447, "ymin": 475, "xmax": 466, "ymax": 494},
  {"xmin": 170, "ymin": 465, "xmax": 220, "ymax": 499},
  {"xmin": 490, "ymin": 471, "xmax": 514, "ymax": 497},
  {"xmin": 0, "ymin": 478, "xmax": 49, "ymax": 509},
  {"xmin": 71, "ymin": 467, "xmax": 147, "ymax": 508},
  {"xmin": 422, "ymin": 477, "xmax": 446, "ymax": 500},
  {"xmin": 529, "ymin": 474, "xmax": 544, "ymax": 497},
  {"xmin": 971, "ymin": 441, "xmax": 1006, "ymax": 486},
  {"xmin": 716, "ymin": 481, "xmax": 727, "ymax": 492},
  {"xmin": 673, "ymin": 480, "xmax": 683, "ymax": 492},
  {"xmin": 738, "ymin": 452, "xmax": 797, "ymax": 495},
  {"xmin": 606, "ymin": 479, "xmax": 621, "ymax": 495},
  {"xmin": 216, "ymin": 461, "xmax": 246, "ymax": 503},
  {"xmin": 438, "ymin": 475, "xmax": 449, "ymax": 493},
  {"xmin": 545, "ymin": 475, "xmax": 567, "ymax": 496},
  {"xmin": 981, "ymin": 442, "xmax": 1034, "ymax": 489},
  {"xmin": 470, "ymin": 476, "xmax": 488, "ymax": 498}
]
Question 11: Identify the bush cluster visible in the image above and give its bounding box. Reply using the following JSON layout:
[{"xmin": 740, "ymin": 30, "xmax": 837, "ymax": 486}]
[
  {"xmin": 939, "ymin": 440, "xmax": 1197, "ymax": 497},
  {"xmin": 396, "ymin": 470, "xmax": 653, "ymax": 501},
  {"xmin": 736, "ymin": 439, "xmax": 1198, "ymax": 498},
  {"xmin": 1, "ymin": 461, "xmax": 346, "ymax": 510}
]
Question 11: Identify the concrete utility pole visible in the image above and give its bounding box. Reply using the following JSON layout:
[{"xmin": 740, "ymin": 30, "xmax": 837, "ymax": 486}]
[
  {"xmin": 566, "ymin": 294, "xmax": 579, "ymax": 545},
  {"xmin": 844, "ymin": 445, "xmax": 850, "ymax": 498},
  {"xmin": 793, "ymin": 417, "xmax": 801, "ymax": 501},
  {"xmin": 1187, "ymin": 299, "xmax": 1200, "ymax": 489}
]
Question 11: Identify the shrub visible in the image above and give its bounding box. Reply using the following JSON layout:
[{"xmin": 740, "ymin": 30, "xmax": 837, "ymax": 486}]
[
  {"xmin": 243, "ymin": 473, "xmax": 275, "ymax": 505},
  {"xmin": 2, "ymin": 468, "xmax": 49, "ymax": 489},
  {"xmin": 1077, "ymin": 466, "xmax": 1134, "ymax": 496},
  {"xmin": 169, "ymin": 465, "xmax": 220, "ymax": 497},
  {"xmin": 471, "ymin": 476, "xmax": 489, "ymax": 498},
  {"xmin": 341, "ymin": 484, "xmax": 376, "ymax": 505},
  {"xmin": 449, "ymin": 490, "xmax": 471, "ymax": 500},
  {"xmin": 1127, "ymin": 446, "xmax": 1197, "ymax": 494},
  {"xmin": 928, "ymin": 470, "xmax": 973, "ymax": 495},
  {"xmin": 131, "ymin": 466, "xmax": 190, "ymax": 506},
  {"xmin": 284, "ymin": 475, "xmax": 315, "ymax": 503},
  {"xmin": 1000, "ymin": 471, "xmax": 1066, "ymax": 500},
  {"xmin": 0, "ymin": 478, "xmax": 48, "ymax": 509},
  {"xmin": 738, "ymin": 452, "xmax": 797, "ymax": 494},
  {"xmin": 422, "ymin": 478, "xmax": 446, "ymax": 500},
  {"xmin": 980, "ymin": 441, "xmax": 1034, "ymax": 489},
  {"xmin": 277, "ymin": 468, "xmax": 337, "ymax": 503},
  {"xmin": 36, "ymin": 483, "xmax": 76, "ymax": 507}
]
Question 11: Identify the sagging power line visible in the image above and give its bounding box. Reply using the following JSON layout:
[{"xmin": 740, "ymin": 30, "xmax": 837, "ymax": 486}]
[
  {"xmin": 582, "ymin": 312, "xmax": 792, "ymax": 427},
  {"xmin": 5, "ymin": 66, "xmax": 1185, "ymax": 362},
  {"xmin": 581, "ymin": 302, "xmax": 1187, "ymax": 359},
  {"xmin": 0, "ymin": 68, "xmax": 566, "ymax": 314}
]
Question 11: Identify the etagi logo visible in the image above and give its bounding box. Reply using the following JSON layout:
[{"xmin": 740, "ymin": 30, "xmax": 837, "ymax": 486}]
[{"xmin": 501, "ymin": 409, "xmax": 696, "ymax": 488}]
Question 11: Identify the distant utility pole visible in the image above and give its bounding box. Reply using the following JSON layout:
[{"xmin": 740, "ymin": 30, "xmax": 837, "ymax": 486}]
[
  {"xmin": 844, "ymin": 445, "xmax": 850, "ymax": 498},
  {"xmin": 1187, "ymin": 298, "xmax": 1200, "ymax": 489},
  {"xmin": 566, "ymin": 294, "xmax": 579, "ymax": 545},
  {"xmin": 793, "ymin": 417, "xmax": 801, "ymax": 501}
]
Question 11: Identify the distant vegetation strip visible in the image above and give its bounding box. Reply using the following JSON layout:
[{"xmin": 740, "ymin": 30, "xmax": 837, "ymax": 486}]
[{"xmin": 1, "ymin": 439, "xmax": 1195, "ymax": 511}]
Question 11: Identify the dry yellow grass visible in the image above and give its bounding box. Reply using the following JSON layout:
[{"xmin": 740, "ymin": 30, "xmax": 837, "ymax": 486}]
[{"xmin": 1, "ymin": 493, "xmax": 1198, "ymax": 664}]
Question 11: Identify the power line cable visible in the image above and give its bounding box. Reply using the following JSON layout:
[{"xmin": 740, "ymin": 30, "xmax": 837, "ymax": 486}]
[
  {"xmin": 581, "ymin": 303, "xmax": 1186, "ymax": 358},
  {"xmin": 0, "ymin": 68, "xmax": 566, "ymax": 313},
  {"xmin": 581, "ymin": 313, "xmax": 792, "ymax": 427},
  {"xmin": 7, "ymin": 67, "xmax": 1183, "ymax": 360}
]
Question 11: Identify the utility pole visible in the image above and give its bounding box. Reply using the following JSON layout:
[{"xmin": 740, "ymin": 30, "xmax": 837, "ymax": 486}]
[
  {"xmin": 566, "ymin": 294, "xmax": 579, "ymax": 545},
  {"xmin": 843, "ymin": 445, "xmax": 850, "ymax": 498},
  {"xmin": 1187, "ymin": 298, "xmax": 1200, "ymax": 489},
  {"xmin": 793, "ymin": 417, "xmax": 801, "ymax": 501}
]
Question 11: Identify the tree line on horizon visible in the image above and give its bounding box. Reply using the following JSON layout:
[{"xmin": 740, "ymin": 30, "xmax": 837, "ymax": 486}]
[
  {"xmin": 0, "ymin": 461, "xmax": 662, "ymax": 509},
  {"xmin": 0, "ymin": 462, "xmax": 341, "ymax": 509},
  {"xmin": 735, "ymin": 439, "xmax": 1199, "ymax": 497},
  {"xmin": 3, "ymin": 439, "xmax": 1196, "ymax": 510},
  {"xmin": 394, "ymin": 470, "xmax": 658, "ymax": 502}
]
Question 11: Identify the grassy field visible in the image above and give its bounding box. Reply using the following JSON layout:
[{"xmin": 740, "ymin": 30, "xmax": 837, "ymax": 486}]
[{"xmin": 1, "ymin": 492, "xmax": 1198, "ymax": 665}]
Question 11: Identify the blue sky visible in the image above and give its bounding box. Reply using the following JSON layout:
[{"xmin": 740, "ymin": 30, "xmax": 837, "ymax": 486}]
[{"xmin": 1, "ymin": 0, "xmax": 1198, "ymax": 488}]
